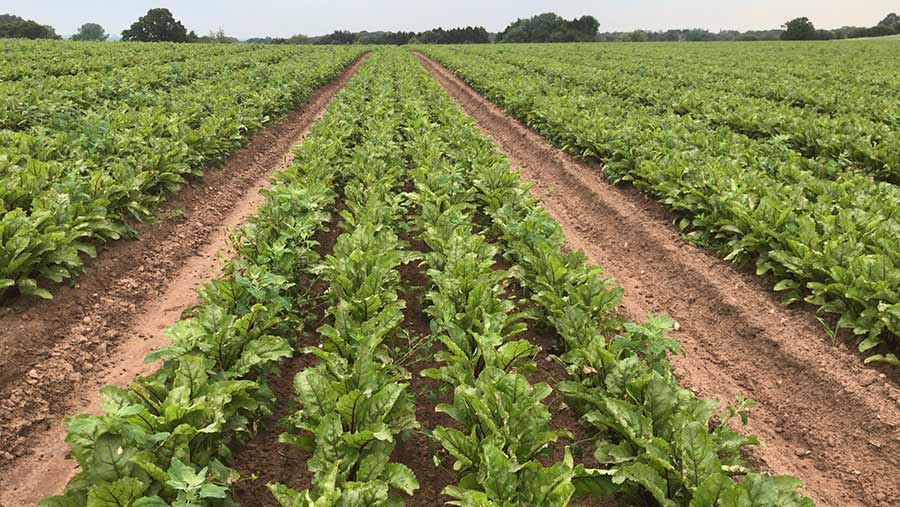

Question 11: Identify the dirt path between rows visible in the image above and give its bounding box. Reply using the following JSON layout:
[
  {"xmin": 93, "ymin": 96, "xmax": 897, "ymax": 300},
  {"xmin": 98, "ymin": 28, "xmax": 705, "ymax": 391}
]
[
  {"xmin": 415, "ymin": 52, "xmax": 900, "ymax": 507},
  {"xmin": 0, "ymin": 53, "xmax": 369, "ymax": 506}
]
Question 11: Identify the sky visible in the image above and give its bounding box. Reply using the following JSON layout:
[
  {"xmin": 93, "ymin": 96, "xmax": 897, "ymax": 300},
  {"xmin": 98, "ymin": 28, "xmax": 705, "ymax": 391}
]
[{"xmin": 4, "ymin": 0, "xmax": 898, "ymax": 39}]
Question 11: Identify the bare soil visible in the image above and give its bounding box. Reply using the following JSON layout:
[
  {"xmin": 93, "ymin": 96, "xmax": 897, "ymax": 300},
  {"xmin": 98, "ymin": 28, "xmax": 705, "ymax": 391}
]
[
  {"xmin": 0, "ymin": 53, "xmax": 369, "ymax": 506},
  {"xmin": 392, "ymin": 235, "xmax": 456, "ymax": 507},
  {"xmin": 230, "ymin": 204, "xmax": 344, "ymax": 507},
  {"xmin": 415, "ymin": 52, "xmax": 900, "ymax": 507}
]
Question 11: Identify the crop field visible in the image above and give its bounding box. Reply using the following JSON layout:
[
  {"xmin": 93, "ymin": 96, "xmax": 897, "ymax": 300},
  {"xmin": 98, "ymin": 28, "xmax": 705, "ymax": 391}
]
[
  {"xmin": 422, "ymin": 41, "xmax": 900, "ymax": 366},
  {"xmin": 1, "ymin": 40, "xmax": 899, "ymax": 507},
  {"xmin": 0, "ymin": 41, "xmax": 362, "ymax": 299}
]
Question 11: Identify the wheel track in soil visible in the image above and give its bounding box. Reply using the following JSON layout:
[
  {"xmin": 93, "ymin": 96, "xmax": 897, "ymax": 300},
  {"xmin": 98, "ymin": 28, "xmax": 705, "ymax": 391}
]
[
  {"xmin": 414, "ymin": 51, "xmax": 900, "ymax": 507},
  {"xmin": 0, "ymin": 53, "xmax": 370, "ymax": 506}
]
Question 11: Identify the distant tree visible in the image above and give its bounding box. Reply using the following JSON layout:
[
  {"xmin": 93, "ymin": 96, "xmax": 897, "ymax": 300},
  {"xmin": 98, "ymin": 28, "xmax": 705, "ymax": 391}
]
[
  {"xmin": 0, "ymin": 13, "xmax": 59, "ymax": 39},
  {"xmin": 499, "ymin": 12, "xmax": 599, "ymax": 43},
  {"xmin": 354, "ymin": 30, "xmax": 416, "ymax": 45},
  {"xmin": 385, "ymin": 31, "xmax": 416, "ymax": 44},
  {"xmin": 781, "ymin": 17, "xmax": 817, "ymax": 40},
  {"xmin": 312, "ymin": 30, "xmax": 356, "ymax": 44},
  {"xmin": 121, "ymin": 8, "xmax": 190, "ymax": 42},
  {"xmin": 625, "ymin": 30, "xmax": 649, "ymax": 42},
  {"xmin": 717, "ymin": 30, "xmax": 741, "ymax": 41},
  {"xmin": 828, "ymin": 26, "xmax": 853, "ymax": 39},
  {"xmin": 879, "ymin": 12, "xmax": 900, "ymax": 26},
  {"xmin": 416, "ymin": 26, "xmax": 489, "ymax": 44},
  {"xmin": 285, "ymin": 33, "xmax": 310, "ymax": 44},
  {"xmin": 813, "ymin": 29, "xmax": 834, "ymax": 40},
  {"xmin": 845, "ymin": 26, "xmax": 869, "ymax": 39},
  {"xmin": 743, "ymin": 29, "xmax": 785, "ymax": 41},
  {"xmin": 71, "ymin": 22, "xmax": 108, "ymax": 41},
  {"xmin": 685, "ymin": 28, "xmax": 716, "ymax": 41},
  {"xmin": 867, "ymin": 24, "xmax": 897, "ymax": 37},
  {"xmin": 569, "ymin": 15, "xmax": 600, "ymax": 38}
]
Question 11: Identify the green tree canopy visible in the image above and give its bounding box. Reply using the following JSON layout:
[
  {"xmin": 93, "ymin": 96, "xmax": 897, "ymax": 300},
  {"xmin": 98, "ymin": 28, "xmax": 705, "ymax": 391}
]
[
  {"xmin": 879, "ymin": 12, "xmax": 900, "ymax": 26},
  {"xmin": 121, "ymin": 8, "xmax": 191, "ymax": 42},
  {"xmin": 0, "ymin": 13, "xmax": 59, "ymax": 39},
  {"xmin": 71, "ymin": 22, "xmax": 108, "ymax": 41},
  {"xmin": 312, "ymin": 30, "xmax": 356, "ymax": 44},
  {"xmin": 781, "ymin": 17, "xmax": 817, "ymax": 40},
  {"xmin": 498, "ymin": 12, "xmax": 599, "ymax": 43},
  {"xmin": 414, "ymin": 26, "xmax": 490, "ymax": 44}
]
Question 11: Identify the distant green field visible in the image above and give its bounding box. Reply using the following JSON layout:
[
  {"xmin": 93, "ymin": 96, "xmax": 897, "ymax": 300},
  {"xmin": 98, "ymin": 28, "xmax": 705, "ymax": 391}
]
[{"xmin": 423, "ymin": 41, "xmax": 900, "ymax": 365}]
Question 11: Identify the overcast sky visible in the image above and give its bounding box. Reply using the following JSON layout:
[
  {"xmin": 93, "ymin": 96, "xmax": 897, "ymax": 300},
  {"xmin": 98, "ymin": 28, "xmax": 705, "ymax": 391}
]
[{"xmin": 5, "ymin": 1, "xmax": 899, "ymax": 39}]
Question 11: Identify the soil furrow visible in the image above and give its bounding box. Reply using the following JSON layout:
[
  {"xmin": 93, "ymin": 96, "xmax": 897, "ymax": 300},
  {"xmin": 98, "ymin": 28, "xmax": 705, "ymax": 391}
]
[
  {"xmin": 231, "ymin": 202, "xmax": 344, "ymax": 507},
  {"xmin": 414, "ymin": 51, "xmax": 900, "ymax": 507},
  {"xmin": 0, "ymin": 53, "xmax": 369, "ymax": 506}
]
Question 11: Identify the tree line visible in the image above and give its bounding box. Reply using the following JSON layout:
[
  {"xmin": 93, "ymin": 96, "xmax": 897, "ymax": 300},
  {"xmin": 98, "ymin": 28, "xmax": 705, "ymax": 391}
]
[
  {"xmin": 0, "ymin": 9, "xmax": 596, "ymax": 44},
  {"xmin": 599, "ymin": 13, "xmax": 900, "ymax": 42},
  {"xmin": 780, "ymin": 13, "xmax": 900, "ymax": 40},
  {"xmin": 0, "ymin": 14, "xmax": 59, "ymax": 39},
  {"xmin": 248, "ymin": 26, "xmax": 492, "ymax": 45},
  {"xmin": 3, "ymin": 8, "xmax": 899, "ymax": 44},
  {"xmin": 252, "ymin": 13, "xmax": 599, "ymax": 45}
]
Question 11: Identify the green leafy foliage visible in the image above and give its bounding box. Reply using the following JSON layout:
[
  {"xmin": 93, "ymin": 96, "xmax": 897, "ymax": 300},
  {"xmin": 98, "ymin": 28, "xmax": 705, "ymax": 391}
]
[
  {"xmin": 402, "ymin": 47, "xmax": 815, "ymax": 506},
  {"xmin": 397, "ymin": 61, "xmax": 582, "ymax": 505},
  {"xmin": 424, "ymin": 43, "xmax": 900, "ymax": 364},
  {"xmin": 0, "ymin": 40, "xmax": 362, "ymax": 301},
  {"xmin": 41, "ymin": 47, "xmax": 822, "ymax": 507},
  {"xmin": 270, "ymin": 54, "xmax": 420, "ymax": 506},
  {"xmin": 38, "ymin": 53, "xmax": 354, "ymax": 504}
]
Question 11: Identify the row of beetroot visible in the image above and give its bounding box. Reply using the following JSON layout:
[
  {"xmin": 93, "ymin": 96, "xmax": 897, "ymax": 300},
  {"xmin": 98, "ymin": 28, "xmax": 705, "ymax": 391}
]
[{"xmin": 39, "ymin": 51, "xmax": 371, "ymax": 507}]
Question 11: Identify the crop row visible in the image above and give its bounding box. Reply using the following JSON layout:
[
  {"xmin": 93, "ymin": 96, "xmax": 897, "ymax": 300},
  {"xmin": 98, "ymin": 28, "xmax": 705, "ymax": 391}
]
[
  {"xmin": 518, "ymin": 42, "xmax": 900, "ymax": 123},
  {"xmin": 40, "ymin": 100, "xmax": 335, "ymax": 507},
  {"xmin": 466, "ymin": 46, "xmax": 900, "ymax": 183},
  {"xmin": 37, "ymin": 47, "xmax": 382, "ymax": 507},
  {"xmin": 1, "ymin": 45, "xmax": 362, "ymax": 300},
  {"xmin": 410, "ymin": 122, "xmax": 577, "ymax": 505},
  {"xmin": 1, "ymin": 45, "xmax": 292, "ymax": 130},
  {"xmin": 394, "ymin": 48, "xmax": 812, "ymax": 505},
  {"xmin": 270, "ymin": 55, "xmax": 422, "ymax": 505},
  {"xmin": 422, "ymin": 46, "xmax": 900, "ymax": 366}
]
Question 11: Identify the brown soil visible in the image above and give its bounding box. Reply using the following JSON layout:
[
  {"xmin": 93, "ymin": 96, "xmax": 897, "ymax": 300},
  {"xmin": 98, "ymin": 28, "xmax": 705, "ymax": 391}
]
[
  {"xmin": 230, "ymin": 353, "xmax": 319, "ymax": 507},
  {"xmin": 230, "ymin": 205, "xmax": 344, "ymax": 507},
  {"xmin": 522, "ymin": 316, "xmax": 618, "ymax": 507},
  {"xmin": 0, "ymin": 53, "xmax": 369, "ymax": 506},
  {"xmin": 415, "ymin": 52, "xmax": 900, "ymax": 507},
  {"xmin": 392, "ymin": 236, "xmax": 456, "ymax": 507}
]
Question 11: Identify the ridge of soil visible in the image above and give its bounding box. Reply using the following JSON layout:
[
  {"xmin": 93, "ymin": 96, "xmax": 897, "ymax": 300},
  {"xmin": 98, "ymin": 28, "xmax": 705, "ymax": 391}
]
[
  {"xmin": 0, "ymin": 53, "xmax": 369, "ymax": 506},
  {"xmin": 414, "ymin": 52, "xmax": 900, "ymax": 507}
]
